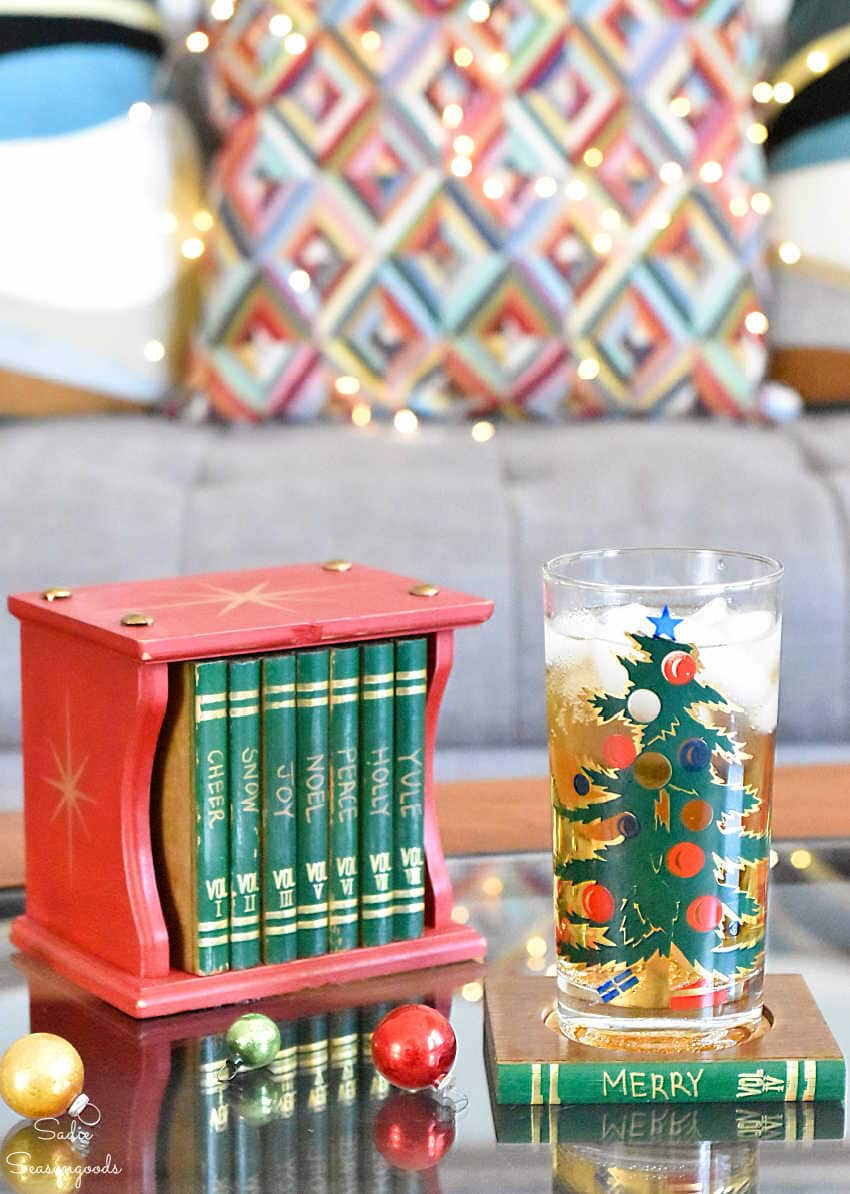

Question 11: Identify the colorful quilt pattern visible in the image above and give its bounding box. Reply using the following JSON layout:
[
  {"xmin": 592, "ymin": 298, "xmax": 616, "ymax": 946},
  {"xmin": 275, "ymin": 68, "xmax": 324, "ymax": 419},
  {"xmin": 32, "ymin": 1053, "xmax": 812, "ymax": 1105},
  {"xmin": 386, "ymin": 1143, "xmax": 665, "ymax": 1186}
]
[{"xmin": 199, "ymin": 0, "xmax": 768, "ymax": 421}]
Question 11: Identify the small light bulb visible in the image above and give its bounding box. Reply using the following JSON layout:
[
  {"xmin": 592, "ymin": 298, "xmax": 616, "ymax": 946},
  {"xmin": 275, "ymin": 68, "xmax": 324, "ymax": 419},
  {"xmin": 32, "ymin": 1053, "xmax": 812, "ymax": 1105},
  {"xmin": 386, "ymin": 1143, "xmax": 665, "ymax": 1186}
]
[
  {"xmin": 751, "ymin": 191, "xmax": 772, "ymax": 214},
  {"xmin": 807, "ymin": 49, "xmax": 829, "ymax": 74},
  {"xmin": 461, "ymin": 981, "xmax": 484, "ymax": 1002},
  {"xmin": 699, "ymin": 160, "xmax": 723, "ymax": 184},
  {"xmin": 128, "ymin": 101, "xmax": 152, "ymax": 125},
  {"xmin": 778, "ymin": 240, "xmax": 801, "ymax": 265},
  {"xmin": 745, "ymin": 310, "xmax": 769, "ymax": 335},
  {"xmin": 351, "ymin": 401, "xmax": 372, "ymax": 427},
  {"xmin": 451, "ymin": 156, "xmax": 472, "ymax": 178},
  {"xmin": 526, "ymin": 935, "xmax": 547, "ymax": 959},
  {"xmin": 535, "ymin": 176, "xmax": 557, "ymax": 198},
  {"xmin": 652, "ymin": 210, "xmax": 672, "ymax": 230},
  {"xmin": 583, "ymin": 146, "xmax": 603, "ymax": 168},
  {"xmin": 185, "ymin": 30, "xmax": 209, "ymax": 53},
  {"xmin": 565, "ymin": 178, "xmax": 587, "ymax": 201},
  {"xmin": 591, "ymin": 232, "xmax": 612, "ymax": 254},
  {"xmin": 361, "ymin": 29, "xmax": 381, "ymax": 52},
  {"xmin": 144, "ymin": 340, "xmax": 165, "ymax": 363},
  {"xmin": 790, "ymin": 847, "xmax": 812, "ymax": 869},
  {"xmin": 451, "ymin": 904, "xmax": 470, "ymax": 924},
  {"xmin": 577, "ymin": 357, "xmax": 600, "ymax": 381},
  {"xmin": 394, "ymin": 408, "xmax": 419, "ymax": 434},
  {"xmin": 284, "ymin": 31, "xmax": 307, "ymax": 55},
  {"xmin": 454, "ymin": 46, "xmax": 474, "ymax": 68},
  {"xmin": 453, "ymin": 134, "xmax": 474, "ymax": 155},
  {"xmin": 729, "ymin": 196, "xmax": 749, "ymax": 217},
  {"xmin": 481, "ymin": 874, "xmax": 503, "ymax": 894},
  {"xmin": 469, "ymin": 0, "xmax": 490, "ymax": 21},
  {"xmin": 769, "ymin": 848, "xmax": 779, "ymax": 868},
  {"xmin": 181, "ymin": 237, "xmax": 205, "ymax": 259},
  {"xmin": 773, "ymin": 80, "xmax": 795, "ymax": 104},
  {"xmin": 210, "ymin": 0, "xmax": 234, "ymax": 18},
  {"xmin": 335, "ymin": 375, "xmax": 360, "ymax": 396},
  {"xmin": 660, "ymin": 160, "xmax": 683, "ymax": 185},
  {"xmin": 748, "ymin": 122, "xmax": 768, "ymax": 145},
  {"xmin": 752, "ymin": 81, "xmax": 773, "ymax": 103},
  {"xmin": 442, "ymin": 103, "xmax": 463, "ymax": 128},
  {"xmin": 483, "ymin": 176, "xmax": 504, "ymax": 200},
  {"xmin": 193, "ymin": 210, "xmax": 214, "ymax": 232},
  {"xmin": 471, "ymin": 420, "xmax": 495, "ymax": 443},
  {"xmin": 289, "ymin": 269, "xmax": 311, "ymax": 293},
  {"xmin": 600, "ymin": 207, "xmax": 621, "ymax": 230},
  {"xmin": 268, "ymin": 13, "xmax": 293, "ymax": 37},
  {"xmin": 488, "ymin": 51, "xmax": 509, "ymax": 75},
  {"xmin": 670, "ymin": 95, "xmax": 692, "ymax": 117}
]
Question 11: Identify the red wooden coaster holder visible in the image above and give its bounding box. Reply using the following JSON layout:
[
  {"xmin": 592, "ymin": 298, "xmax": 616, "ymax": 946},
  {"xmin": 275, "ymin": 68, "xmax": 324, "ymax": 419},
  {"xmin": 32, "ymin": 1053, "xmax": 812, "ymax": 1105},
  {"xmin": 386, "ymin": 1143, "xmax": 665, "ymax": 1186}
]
[{"xmin": 8, "ymin": 562, "xmax": 493, "ymax": 1018}]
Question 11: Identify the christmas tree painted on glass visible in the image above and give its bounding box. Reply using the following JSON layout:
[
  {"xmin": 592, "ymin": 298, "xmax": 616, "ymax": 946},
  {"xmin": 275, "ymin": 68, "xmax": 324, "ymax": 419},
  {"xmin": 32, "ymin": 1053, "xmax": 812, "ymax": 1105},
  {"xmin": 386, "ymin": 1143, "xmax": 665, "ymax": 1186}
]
[{"xmin": 554, "ymin": 608, "xmax": 769, "ymax": 1007}]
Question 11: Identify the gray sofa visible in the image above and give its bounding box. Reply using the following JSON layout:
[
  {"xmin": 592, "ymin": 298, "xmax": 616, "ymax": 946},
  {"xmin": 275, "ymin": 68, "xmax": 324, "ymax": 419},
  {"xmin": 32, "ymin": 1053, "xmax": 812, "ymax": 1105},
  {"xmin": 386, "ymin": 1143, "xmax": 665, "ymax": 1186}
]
[{"xmin": 1, "ymin": 412, "xmax": 848, "ymax": 809}]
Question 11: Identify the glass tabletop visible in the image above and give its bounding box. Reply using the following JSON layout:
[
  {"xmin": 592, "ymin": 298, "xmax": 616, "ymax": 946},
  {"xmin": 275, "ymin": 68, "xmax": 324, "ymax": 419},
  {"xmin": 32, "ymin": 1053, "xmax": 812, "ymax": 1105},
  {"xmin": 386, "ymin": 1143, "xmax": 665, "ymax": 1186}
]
[{"xmin": 0, "ymin": 842, "xmax": 847, "ymax": 1193}]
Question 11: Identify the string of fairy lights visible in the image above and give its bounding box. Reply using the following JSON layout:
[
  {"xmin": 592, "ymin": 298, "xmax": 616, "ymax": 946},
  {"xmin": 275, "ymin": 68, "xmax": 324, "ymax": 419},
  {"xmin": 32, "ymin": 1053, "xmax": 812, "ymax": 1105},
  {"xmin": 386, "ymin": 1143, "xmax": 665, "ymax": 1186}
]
[{"xmin": 134, "ymin": 2, "xmax": 835, "ymax": 428}]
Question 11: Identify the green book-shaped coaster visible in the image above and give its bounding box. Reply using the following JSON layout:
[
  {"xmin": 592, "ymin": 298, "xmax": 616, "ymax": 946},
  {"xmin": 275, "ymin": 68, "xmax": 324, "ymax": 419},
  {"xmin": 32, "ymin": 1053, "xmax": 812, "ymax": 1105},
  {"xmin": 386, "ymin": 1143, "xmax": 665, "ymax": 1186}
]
[
  {"xmin": 296, "ymin": 649, "xmax": 330, "ymax": 957},
  {"xmin": 485, "ymin": 974, "xmax": 845, "ymax": 1106},
  {"xmin": 228, "ymin": 657, "xmax": 262, "ymax": 969},
  {"xmin": 261, "ymin": 653, "xmax": 297, "ymax": 963},
  {"xmin": 329, "ymin": 646, "xmax": 360, "ymax": 952},
  {"xmin": 360, "ymin": 642, "xmax": 394, "ymax": 947},
  {"xmin": 393, "ymin": 638, "xmax": 427, "ymax": 940}
]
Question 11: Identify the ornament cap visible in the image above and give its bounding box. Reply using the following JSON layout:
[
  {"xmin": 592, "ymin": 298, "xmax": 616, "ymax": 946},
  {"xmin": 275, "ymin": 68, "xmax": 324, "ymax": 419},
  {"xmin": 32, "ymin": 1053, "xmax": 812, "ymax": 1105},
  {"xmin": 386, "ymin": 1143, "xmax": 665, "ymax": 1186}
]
[
  {"xmin": 322, "ymin": 559, "xmax": 353, "ymax": 572},
  {"xmin": 41, "ymin": 588, "xmax": 71, "ymax": 602},
  {"xmin": 120, "ymin": 613, "xmax": 154, "ymax": 627},
  {"xmin": 410, "ymin": 583, "xmax": 440, "ymax": 598}
]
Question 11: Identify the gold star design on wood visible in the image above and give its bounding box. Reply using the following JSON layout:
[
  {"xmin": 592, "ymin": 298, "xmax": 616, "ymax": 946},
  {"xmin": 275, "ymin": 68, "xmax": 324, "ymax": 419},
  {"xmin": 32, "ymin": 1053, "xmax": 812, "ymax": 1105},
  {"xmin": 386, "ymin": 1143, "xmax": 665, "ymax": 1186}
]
[
  {"xmin": 43, "ymin": 696, "xmax": 94, "ymax": 872},
  {"xmin": 115, "ymin": 578, "xmax": 374, "ymax": 618}
]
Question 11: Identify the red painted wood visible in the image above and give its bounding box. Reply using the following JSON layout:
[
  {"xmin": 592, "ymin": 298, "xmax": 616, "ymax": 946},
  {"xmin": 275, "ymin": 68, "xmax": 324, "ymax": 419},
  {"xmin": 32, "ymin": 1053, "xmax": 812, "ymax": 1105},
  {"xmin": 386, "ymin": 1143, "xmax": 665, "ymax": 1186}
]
[
  {"xmin": 10, "ymin": 564, "xmax": 493, "ymax": 1018},
  {"xmin": 18, "ymin": 621, "xmax": 171, "ymax": 978},
  {"xmin": 8, "ymin": 562, "xmax": 493, "ymax": 662},
  {"xmin": 423, "ymin": 630, "xmax": 455, "ymax": 931},
  {"xmin": 12, "ymin": 916, "xmax": 487, "ymax": 1018}
]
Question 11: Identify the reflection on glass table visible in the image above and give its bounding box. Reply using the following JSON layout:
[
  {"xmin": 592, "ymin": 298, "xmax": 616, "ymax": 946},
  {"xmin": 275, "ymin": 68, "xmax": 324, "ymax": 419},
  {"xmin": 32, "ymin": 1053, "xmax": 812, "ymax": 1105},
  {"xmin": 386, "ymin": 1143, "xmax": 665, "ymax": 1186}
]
[{"xmin": 0, "ymin": 841, "xmax": 847, "ymax": 1193}]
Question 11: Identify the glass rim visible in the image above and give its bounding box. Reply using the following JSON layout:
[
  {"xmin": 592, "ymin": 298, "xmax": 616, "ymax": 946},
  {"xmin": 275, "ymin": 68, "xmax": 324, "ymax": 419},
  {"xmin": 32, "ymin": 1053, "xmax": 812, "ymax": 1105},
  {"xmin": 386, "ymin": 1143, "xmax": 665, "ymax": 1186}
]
[{"xmin": 542, "ymin": 547, "xmax": 784, "ymax": 596}]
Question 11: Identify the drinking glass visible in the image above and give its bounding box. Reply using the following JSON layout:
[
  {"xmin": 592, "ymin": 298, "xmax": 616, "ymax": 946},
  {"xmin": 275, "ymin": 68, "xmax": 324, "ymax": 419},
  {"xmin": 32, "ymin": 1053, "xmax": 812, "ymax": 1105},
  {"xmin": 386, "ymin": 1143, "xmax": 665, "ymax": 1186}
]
[{"xmin": 543, "ymin": 548, "xmax": 782, "ymax": 1050}]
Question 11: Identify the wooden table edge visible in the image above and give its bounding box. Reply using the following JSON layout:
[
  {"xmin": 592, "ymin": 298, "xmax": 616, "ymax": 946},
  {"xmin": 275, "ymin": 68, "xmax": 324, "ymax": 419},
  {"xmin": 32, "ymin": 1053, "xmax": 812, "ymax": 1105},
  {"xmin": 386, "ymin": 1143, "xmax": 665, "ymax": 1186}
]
[{"xmin": 0, "ymin": 763, "xmax": 847, "ymax": 887}]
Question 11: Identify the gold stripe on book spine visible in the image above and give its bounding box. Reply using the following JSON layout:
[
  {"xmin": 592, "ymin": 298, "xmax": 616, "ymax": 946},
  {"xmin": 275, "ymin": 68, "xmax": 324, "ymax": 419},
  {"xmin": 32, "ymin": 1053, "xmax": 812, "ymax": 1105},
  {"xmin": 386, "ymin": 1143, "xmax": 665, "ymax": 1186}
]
[
  {"xmin": 363, "ymin": 672, "xmax": 394, "ymax": 684},
  {"xmin": 785, "ymin": 1060, "xmax": 799, "ymax": 1102},
  {"xmin": 802, "ymin": 1060, "xmax": 817, "ymax": 1101}
]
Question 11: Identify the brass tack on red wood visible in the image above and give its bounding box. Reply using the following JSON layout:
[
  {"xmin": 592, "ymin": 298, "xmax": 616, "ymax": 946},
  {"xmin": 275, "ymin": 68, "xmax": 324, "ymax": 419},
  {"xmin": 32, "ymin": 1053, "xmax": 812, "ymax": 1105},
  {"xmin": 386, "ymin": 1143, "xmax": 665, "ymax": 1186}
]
[
  {"xmin": 121, "ymin": 613, "xmax": 154, "ymax": 627},
  {"xmin": 322, "ymin": 559, "xmax": 353, "ymax": 572},
  {"xmin": 409, "ymin": 583, "xmax": 440, "ymax": 597},
  {"xmin": 41, "ymin": 588, "xmax": 72, "ymax": 602}
]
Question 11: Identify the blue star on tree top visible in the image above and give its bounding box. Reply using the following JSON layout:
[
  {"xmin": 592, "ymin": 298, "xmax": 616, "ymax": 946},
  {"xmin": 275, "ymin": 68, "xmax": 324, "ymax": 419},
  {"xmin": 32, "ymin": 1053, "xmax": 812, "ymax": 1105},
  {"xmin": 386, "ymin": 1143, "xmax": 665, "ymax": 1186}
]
[{"xmin": 648, "ymin": 604, "xmax": 682, "ymax": 640}]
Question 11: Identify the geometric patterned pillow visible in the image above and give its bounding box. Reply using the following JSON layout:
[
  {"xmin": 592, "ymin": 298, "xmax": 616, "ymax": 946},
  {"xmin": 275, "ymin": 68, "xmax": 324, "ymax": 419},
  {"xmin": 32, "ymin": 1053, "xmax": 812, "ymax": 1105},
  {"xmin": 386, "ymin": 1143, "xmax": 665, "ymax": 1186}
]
[{"xmin": 197, "ymin": 0, "xmax": 768, "ymax": 422}]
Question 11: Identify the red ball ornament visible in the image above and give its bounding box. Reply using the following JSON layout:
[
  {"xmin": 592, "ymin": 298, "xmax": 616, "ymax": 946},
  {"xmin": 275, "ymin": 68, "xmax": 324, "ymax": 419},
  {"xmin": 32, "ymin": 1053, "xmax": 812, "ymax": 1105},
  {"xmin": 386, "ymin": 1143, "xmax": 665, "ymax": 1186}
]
[
  {"xmin": 373, "ymin": 1091, "xmax": 456, "ymax": 1171},
  {"xmin": 686, "ymin": 895, "xmax": 723, "ymax": 932},
  {"xmin": 372, "ymin": 1005, "xmax": 457, "ymax": 1092},
  {"xmin": 662, "ymin": 651, "xmax": 697, "ymax": 685},
  {"xmin": 602, "ymin": 733, "xmax": 637, "ymax": 769},
  {"xmin": 582, "ymin": 882, "xmax": 615, "ymax": 922},
  {"xmin": 666, "ymin": 842, "xmax": 705, "ymax": 878}
]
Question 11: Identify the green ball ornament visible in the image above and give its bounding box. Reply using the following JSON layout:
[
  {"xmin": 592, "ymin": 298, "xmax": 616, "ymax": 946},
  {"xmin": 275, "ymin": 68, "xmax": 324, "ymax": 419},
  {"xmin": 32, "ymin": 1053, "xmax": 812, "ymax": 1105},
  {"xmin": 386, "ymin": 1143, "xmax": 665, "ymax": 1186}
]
[{"xmin": 225, "ymin": 1013, "xmax": 281, "ymax": 1075}]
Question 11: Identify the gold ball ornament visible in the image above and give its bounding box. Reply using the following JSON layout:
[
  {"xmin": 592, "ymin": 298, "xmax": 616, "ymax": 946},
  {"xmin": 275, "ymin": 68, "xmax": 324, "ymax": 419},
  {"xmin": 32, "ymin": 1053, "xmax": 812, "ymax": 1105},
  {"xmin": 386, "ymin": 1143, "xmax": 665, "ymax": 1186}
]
[
  {"xmin": 1, "ymin": 1121, "xmax": 84, "ymax": 1193},
  {"xmin": 0, "ymin": 1034, "xmax": 84, "ymax": 1120}
]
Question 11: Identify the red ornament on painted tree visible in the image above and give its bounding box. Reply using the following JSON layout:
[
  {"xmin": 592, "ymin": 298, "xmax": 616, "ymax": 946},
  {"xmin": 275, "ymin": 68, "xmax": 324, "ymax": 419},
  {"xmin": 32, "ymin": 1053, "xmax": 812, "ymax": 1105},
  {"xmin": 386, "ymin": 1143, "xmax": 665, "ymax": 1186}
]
[
  {"xmin": 582, "ymin": 883, "xmax": 615, "ymax": 922},
  {"xmin": 373, "ymin": 1091, "xmax": 456, "ymax": 1171},
  {"xmin": 662, "ymin": 650, "xmax": 697, "ymax": 685},
  {"xmin": 687, "ymin": 895, "xmax": 724, "ymax": 932},
  {"xmin": 602, "ymin": 733, "xmax": 637, "ymax": 769},
  {"xmin": 372, "ymin": 1004, "xmax": 457, "ymax": 1092}
]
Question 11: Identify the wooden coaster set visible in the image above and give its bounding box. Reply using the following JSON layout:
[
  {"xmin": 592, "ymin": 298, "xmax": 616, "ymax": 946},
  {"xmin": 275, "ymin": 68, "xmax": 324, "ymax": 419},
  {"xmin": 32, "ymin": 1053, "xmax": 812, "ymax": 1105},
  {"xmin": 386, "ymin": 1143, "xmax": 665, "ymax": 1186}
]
[{"xmin": 8, "ymin": 562, "xmax": 492, "ymax": 1018}]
